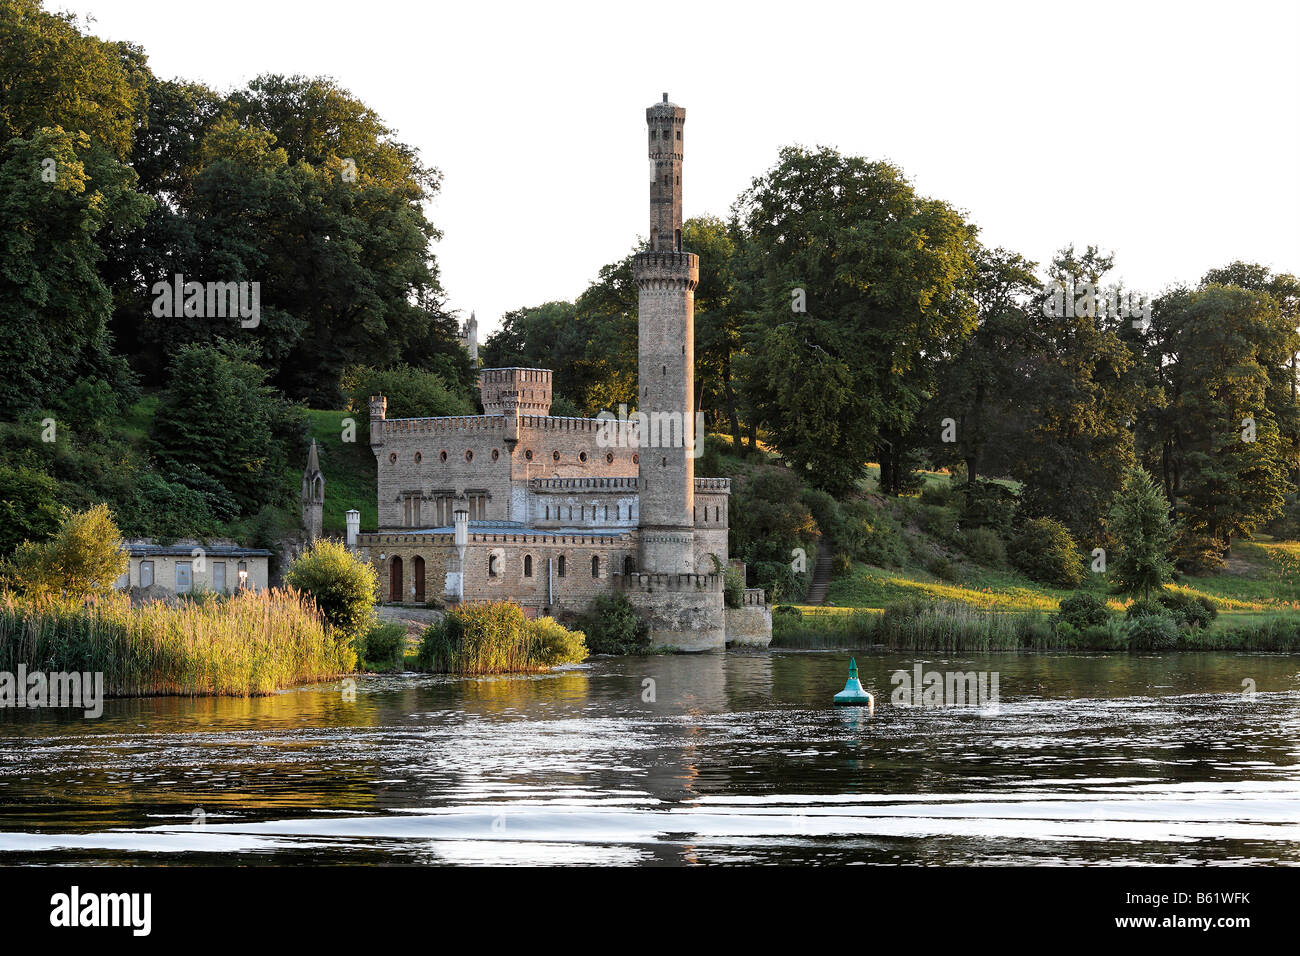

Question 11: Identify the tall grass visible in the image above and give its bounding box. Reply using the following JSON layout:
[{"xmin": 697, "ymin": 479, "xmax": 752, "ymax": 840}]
[
  {"xmin": 417, "ymin": 601, "xmax": 587, "ymax": 674},
  {"xmin": 773, "ymin": 601, "xmax": 1051, "ymax": 651},
  {"xmin": 877, "ymin": 600, "xmax": 1049, "ymax": 651},
  {"xmin": 771, "ymin": 609, "xmax": 880, "ymax": 648},
  {"xmin": 0, "ymin": 589, "xmax": 355, "ymax": 697}
]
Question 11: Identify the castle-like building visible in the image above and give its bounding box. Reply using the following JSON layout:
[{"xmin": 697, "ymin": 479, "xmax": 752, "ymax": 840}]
[{"xmin": 355, "ymin": 96, "xmax": 770, "ymax": 650}]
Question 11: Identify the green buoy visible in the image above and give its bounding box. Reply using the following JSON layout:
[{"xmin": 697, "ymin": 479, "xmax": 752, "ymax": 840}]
[{"xmin": 833, "ymin": 657, "xmax": 874, "ymax": 710}]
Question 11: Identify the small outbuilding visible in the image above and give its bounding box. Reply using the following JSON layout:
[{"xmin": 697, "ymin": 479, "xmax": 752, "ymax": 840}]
[{"xmin": 114, "ymin": 540, "xmax": 273, "ymax": 595}]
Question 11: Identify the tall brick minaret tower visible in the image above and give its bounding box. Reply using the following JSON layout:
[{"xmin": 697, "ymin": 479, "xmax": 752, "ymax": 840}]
[{"xmin": 635, "ymin": 94, "xmax": 698, "ymax": 574}]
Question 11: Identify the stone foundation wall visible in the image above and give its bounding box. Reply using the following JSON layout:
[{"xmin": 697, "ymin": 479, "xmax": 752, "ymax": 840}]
[
  {"xmin": 725, "ymin": 604, "xmax": 772, "ymax": 647},
  {"xmin": 619, "ymin": 572, "xmax": 726, "ymax": 651}
]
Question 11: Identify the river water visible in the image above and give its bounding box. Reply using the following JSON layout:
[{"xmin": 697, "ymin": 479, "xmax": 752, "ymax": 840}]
[{"xmin": 1, "ymin": 651, "xmax": 1297, "ymax": 865}]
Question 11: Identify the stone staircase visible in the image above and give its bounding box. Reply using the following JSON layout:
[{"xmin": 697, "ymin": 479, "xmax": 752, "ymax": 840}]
[{"xmin": 805, "ymin": 546, "xmax": 835, "ymax": 605}]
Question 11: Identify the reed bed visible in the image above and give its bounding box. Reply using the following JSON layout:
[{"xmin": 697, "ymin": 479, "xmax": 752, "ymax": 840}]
[
  {"xmin": 773, "ymin": 600, "xmax": 1050, "ymax": 651},
  {"xmin": 771, "ymin": 609, "xmax": 881, "ymax": 648},
  {"xmin": 0, "ymin": 589, "xmax": 355, "ymax": 697},
  {"xmin": 877, "ymin": 600, "xmax": 1049, "ymax": 652},
  {"xmin": 417, "ymin": 601, "xmax": 587, "ymax": 674}
]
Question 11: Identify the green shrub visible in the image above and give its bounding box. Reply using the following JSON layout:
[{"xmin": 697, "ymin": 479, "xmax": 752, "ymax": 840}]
[
  {"xmin": 342, "ymin": 364, "xmax": 474, "ymax": 420},
  {"xmin": 802, "ymin": 488, "xmax": 848, "ymax": 541},
  {"xmin": 285, "ymin": 540, "xmax": 379, "ymax": 644},
  {"xmin": 723, "ymin": 566, "xmax": 745, "ymax": 608},
  {"xmin": 1125, "ymin": 613, "xmax": 1181, "ymax": 651},
  {"xmin": 959, "ymin": 526, "xmax": 1006, "ymax": 567},
  {"xmin": 1125, "ymin": 598, "xmax": 1167, "ymax": 620},
  {"xmin": 1157, "ymin": 589, "xmax": 1217, "ymax": 629},
  {"xmin": 919, "ymin": 481, "xmax": 956, "ymax": 508},
  {"xmin": 573, "ymin": 594, "xmax": 649, "ymax": 655},
  {"xmin": 915, "ymin": 504, "xmax": 960, "ymax": 543},
  {"xmin": 749, "ymin": 559, "xmax": 807, "ymax": 603},
  {"xmin": 926, "ymin": 555, "xmax": 958, "ymax": 581},
  {"xmin": 831, "ymin": 553, "xmax": 852, "ymax": 577},
  {"xmin": 4, "ymin": 504, "xmax": 128, "ymax": 601},
  {"xmin": 773, "ymin": 604, "xmax": 803, "ymax": 619},
  {"xmin": 957, "ymin": 479, "xmax": 1020, "ymax": 536},
  {"xmin": 417, "ymin": 601, "xmax": 586, "ymax": 673},
  {"xmin": 360, "ymin": 620, "xmax": 405, "ymax": 670},
  {"xmin": 1010, "ymin": 517, "xmax": 1085, "ymax": 588},
  {"xmin": 0, "ymin": 464, "xmax": 62, "ymax": 557},
  {"xmin": 839, "ymin": 500, "xmax": 907, "ymax": 568},
  {"xmin": 527, "ymin": 616, "xmax": 589, "ymax": 665},
  {"xmin": 1058, "ymin": 591, "xmax": 1110, "ymax": 630},
  {"xmin": 1082, "ymin": 620, "xmax": 1130, "ymax": 650}
]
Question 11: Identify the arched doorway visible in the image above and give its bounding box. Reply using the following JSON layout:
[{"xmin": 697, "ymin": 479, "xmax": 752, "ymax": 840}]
[
  {"xmin": 413, "ymin": 556, "xmax": 425, "ymax": 603},
  {"xmin": 389, "ymin": 556, "xmax": 404, "ymax": 602}
]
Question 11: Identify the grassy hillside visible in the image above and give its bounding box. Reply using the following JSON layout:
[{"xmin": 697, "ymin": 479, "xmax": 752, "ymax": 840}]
[
  {"xmin": 304, "ymin": 410, "xmax": 377, "ymax": 534},
  {"xmin": 115, "ymin": 400, "xmax": 376, "ymax": 541},
  {"xmin": 791, "ymin": 478, "xmax": 1300, "ymax": 649}
]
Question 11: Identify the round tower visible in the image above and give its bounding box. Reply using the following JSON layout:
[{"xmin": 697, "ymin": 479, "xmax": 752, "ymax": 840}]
[
  {"xmin": 647, "ymin": 93, "xmax": 685, "ymax": 253},
  {"xmin": 635, "ymin": 94, "xmax": 697, "ymax": 574}
]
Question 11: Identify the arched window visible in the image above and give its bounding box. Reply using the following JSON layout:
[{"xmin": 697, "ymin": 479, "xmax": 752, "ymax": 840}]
[
  {"xmin": 488, "ymin": 554, "xmax": 499, "ymax": 578},
  {"xmin": 524, "ymin": 554, "xmax": 533, "ymax": 578},
  {"xmin": 591, "ymin": 555, "xmax": 600, "ymax": 578},
  {"xmin": 623, "ymin": 555, "xmax": 635, "ymax": 575},
  {"xmin": 557, "ymin": 555, "xmax": 566, "ymax": 578}
]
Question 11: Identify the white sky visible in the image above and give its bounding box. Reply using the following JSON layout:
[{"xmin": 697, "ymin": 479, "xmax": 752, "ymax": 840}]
[{"xmin": 68, "ymin": 0, "xmax": 1300, "ymax": 340}]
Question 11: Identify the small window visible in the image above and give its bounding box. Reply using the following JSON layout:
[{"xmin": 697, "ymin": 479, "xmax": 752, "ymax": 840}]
[
  {"xmin": 557, "ymin": 556, "xmax": 566, "ymax": 578},
  {"xmin": 553, "ymin": 450, "xmax": 560, "ymax": 462},
  {"xmin": 591, "ymin": 556, "xmax": 600, "ymax": 578},
  {"xmin": 139, "ymin": 560, "xmax": 154, "ymax": 588},
  {"xmin": 237, "ymin": 561, "xmax": 248, "ymax": 589},
  {"xmin": 388, "ymin": 452, "xmax": 397, "ymax": 464},
  {"xmin": 414, "ymin": 451, "xmax": 423, "ymax": 463},
  {"xmin": 524, "ymin": 555, "xmax": 533, "ymax": 577},
  {"xmin": 212, "ymin": 562, "xmax": 226, "ymax": 593},
  {"xmin": 675, "ymin": 130, "xmax": 681, "ymax": 140},
  {"xmin": 525, "ymin": 449, "xmax": 533, "ymax": 461},
  {"xmin": 465, "ymin": 450, "xmax": 473, "ymax": 462},
  {"xmin": 579, "ymin": 451, "xmax": 588, "ymax": 463},
  {"xmin": 632, "ymin": 454, "xmax": 639, "ymax": 465},
  {"xmin": 439, "ymin": 450, "xmax": 448, "ymax": 462},
  {"xmin": 606, "ymin": 452, "xmax": 614, "ymax": 464},
  {"xmin": 489, "ymin": 554, "xmax": 500, "ymax": 578},
  {"xmin": 491, "ymin": 449, "xmax": 500, "ymax": 461}
]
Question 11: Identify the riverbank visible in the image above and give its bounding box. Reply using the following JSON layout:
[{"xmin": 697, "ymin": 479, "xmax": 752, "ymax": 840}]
[{"xmin": 772, "ymin": 601, "xmax": 1300, "ymax": 652}]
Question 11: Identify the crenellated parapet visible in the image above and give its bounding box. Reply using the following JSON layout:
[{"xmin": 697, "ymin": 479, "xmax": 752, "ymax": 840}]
[
  {"xmin": 694, "ymin": 477, "xmax": 731, "ymax": 493},
  {"xmin": 479, "ymin": 367, "xmax": 552, "ymax": 416},
  {"xmin": 633, "ymin": 250, "xmax": 699, "ymax": 291},
  {"xmin": 376, "ymin": 415, "xmax": 508, "ymax": 437},
  {"xmin": 615, "ymin": 571, "xmax": 722, "ymax": 592}
]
